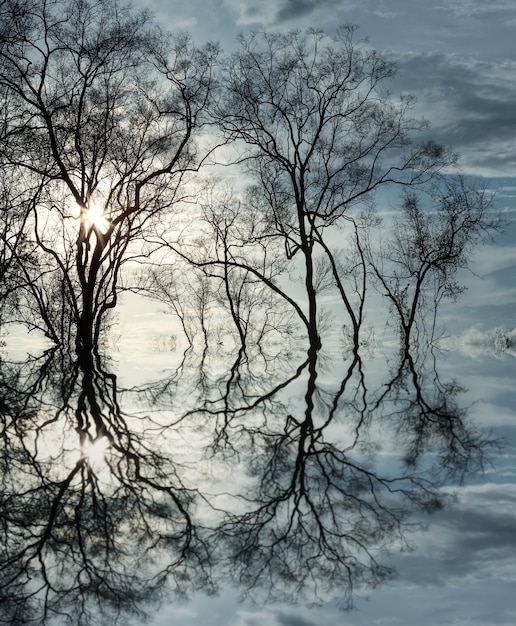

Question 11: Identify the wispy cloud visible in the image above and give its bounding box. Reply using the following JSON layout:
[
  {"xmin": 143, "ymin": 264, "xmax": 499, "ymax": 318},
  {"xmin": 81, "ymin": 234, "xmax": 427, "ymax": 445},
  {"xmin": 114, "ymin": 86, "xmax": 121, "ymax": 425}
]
[
  {"xmin": 392, "ymin": 52, "xmax": 516, "ymax": 177},
  {"xmin": 437, "ymin": 0, "xmax": 516, "ymax": 17},
  {"xmin": 222, "ymin": 0, "xmax": 355, "ymax": 26}
]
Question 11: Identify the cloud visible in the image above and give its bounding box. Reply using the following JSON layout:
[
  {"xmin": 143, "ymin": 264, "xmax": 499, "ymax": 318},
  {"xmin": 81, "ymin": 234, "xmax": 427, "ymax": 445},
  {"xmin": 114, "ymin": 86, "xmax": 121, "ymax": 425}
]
[
  {"xmin": 222, "ymin": 0, "xmax": 279, "ymax": 25},
  {"xmin": 437, "ymin": 0, "xmax": 516, "ymax": 18},
  {"xmin": 222, "ymin": 0, "xmax": 351, "ymax": 26},
  {"xmin": 441, "ymin": 325, "xmax": 516, "ymax": 362},
  {"xmin": 392, "ymin": 52, "xmax": 516, "ymax": 177},
  {"xmin": 277, "ymin": 0, "xmax": 326, "ymax": 22},
  {"xmin": 468, "ymin": 243, "xmax": 516, "ymax": 275}
]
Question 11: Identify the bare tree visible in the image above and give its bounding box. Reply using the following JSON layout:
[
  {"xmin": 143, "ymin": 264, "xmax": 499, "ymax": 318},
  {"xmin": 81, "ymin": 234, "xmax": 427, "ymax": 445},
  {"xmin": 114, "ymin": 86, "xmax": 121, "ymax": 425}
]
[
  {"xmin": 0, "ymin": 0, "xmax": 217, "ymax": 353},
  {"xmin": 0, "ymin": 12, "xmax": 505, "ymax": 625},
  {"xmin": 214, "ymin": 26, "xmax": 455, "ymax": 354},
  {"xmin": 368, "ymin": 175, "xmax": 502, "ymax": 349}
]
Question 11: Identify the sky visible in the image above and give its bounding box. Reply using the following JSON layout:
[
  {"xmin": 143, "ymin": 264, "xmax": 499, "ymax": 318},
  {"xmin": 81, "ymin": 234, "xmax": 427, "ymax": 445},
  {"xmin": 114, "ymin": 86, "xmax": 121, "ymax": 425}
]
[
  {"xmin": 140, "ymin": 0, "xmax": 516, "ymax": 178},
  {"xmin": 125, "ymin": 1, "xmax": 516, "ymax": 625}
]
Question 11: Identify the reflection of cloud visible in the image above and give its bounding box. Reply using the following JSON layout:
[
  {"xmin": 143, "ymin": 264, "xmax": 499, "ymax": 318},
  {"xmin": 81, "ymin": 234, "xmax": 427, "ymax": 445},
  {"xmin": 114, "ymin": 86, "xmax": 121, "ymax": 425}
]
[
  {"xmin": 152, "ymin": 482, "xmax": 516, "ymax": 626},
  {"xmin": 442, "ymin": 325, "xmax": 516, "ymax": 359},
  {"xmin": 0, "ymin": 325, "xmax": 53, "ymax": 359},
  {"xmin": 397, "ymin": 483, "xmax": 516, "ymax": 585},
  {"xmin": 154, "ymin": 591, "xmax": 343, "ymax": 626},
  {"xmin": 234, "ymin": 607, "xmax": 341, "ymax": 626},
  {"xmin": 276, "ymin": 613, "xmax": 321, "ymax": 626}
]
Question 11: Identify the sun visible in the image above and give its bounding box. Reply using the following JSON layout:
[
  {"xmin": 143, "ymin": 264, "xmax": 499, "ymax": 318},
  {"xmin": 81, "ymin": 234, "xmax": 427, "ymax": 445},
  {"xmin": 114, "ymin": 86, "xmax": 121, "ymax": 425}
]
[{"xmin": 83, "ymin": 198, "xmax": 110, "ymax": 234}]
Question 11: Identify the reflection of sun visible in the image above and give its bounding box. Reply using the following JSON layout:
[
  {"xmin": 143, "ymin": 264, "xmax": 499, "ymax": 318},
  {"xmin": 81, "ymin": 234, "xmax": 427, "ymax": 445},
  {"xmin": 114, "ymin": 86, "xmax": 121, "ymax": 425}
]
[{"xmin": 81, "ymin": 436, "xmax": 110, "ymax": 467}]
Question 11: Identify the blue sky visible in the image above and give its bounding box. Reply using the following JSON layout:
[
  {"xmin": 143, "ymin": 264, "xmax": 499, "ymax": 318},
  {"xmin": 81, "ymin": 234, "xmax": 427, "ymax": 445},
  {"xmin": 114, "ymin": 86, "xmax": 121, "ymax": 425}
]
[
  {"xmin": 140, "ymin": 0, "xmax": 516, "ymax": 180},
  {"xmin": 129, "ymin": 1, "xmax": 516, "ymax": 625}
]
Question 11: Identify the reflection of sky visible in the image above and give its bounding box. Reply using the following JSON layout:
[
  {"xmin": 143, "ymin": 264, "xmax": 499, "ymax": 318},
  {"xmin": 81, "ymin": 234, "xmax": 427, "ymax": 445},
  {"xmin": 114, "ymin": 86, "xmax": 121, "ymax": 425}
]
[
  {"xmin": 147, "ymin": 348, "xmax": 516, "ymax": 626},
  {"xmin": 127, "ymin": 1, "xmax": 516, "ymax": 624},
  {"xmin": 119, "ymin": 230, "xmax": 516, "ymax": 626}
]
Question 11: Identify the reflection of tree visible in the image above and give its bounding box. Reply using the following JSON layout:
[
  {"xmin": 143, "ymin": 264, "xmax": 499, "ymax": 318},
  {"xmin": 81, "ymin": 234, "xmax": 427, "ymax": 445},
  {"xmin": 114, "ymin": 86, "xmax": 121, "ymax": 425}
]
[
  {"xmin": 371, "ymin": 339, "xmax": 497, "ymax": 480},
  {"xmin": 0, "ymin": 342, "xmax": 213, "ymax": 625},
  {"xmin": 120, "ymin": 304, "xmax": 494, "ymax": 611},
  {"xmin": 203, "ymin": 347, "xmax": 458, "ymax": 608},
  {"xmin": 0, "ymin": 282, "xmax": 500, "ymax": 622}
]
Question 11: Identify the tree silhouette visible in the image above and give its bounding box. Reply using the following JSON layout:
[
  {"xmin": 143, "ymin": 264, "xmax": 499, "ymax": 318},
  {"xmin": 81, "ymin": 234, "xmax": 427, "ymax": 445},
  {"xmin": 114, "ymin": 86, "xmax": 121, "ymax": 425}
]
[
  {"xmin": 0, "ymin": 0, "xmax": 217, "ymax": 354},
  {"xmin": 368, "ymin": 175, "xmax": 502, "ymax": 350},
  {"xmin": 213, "ymin": 27, "xmax": 457, "ymax": 350},
  {"xmin": 0, "ymin": 6, "xmax": 504, "ymax": 625}
]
